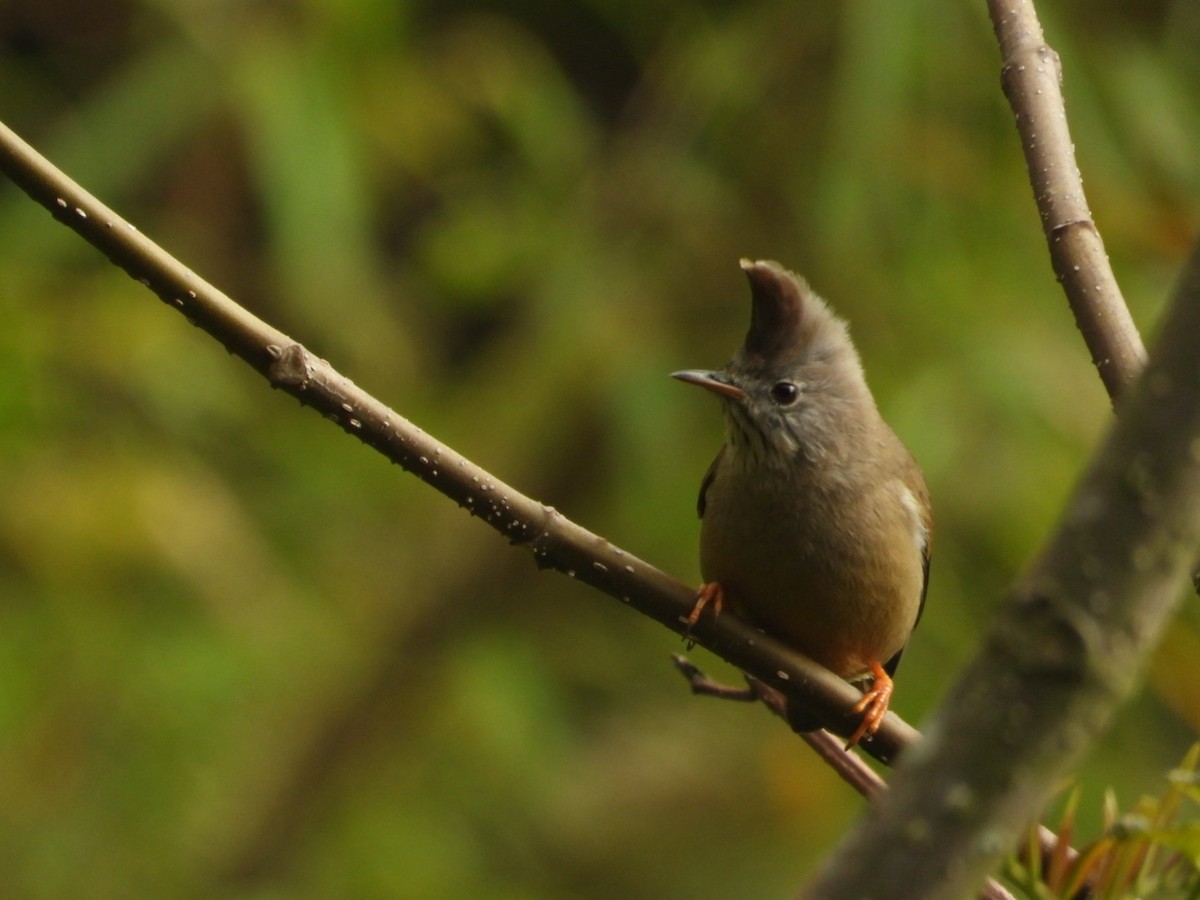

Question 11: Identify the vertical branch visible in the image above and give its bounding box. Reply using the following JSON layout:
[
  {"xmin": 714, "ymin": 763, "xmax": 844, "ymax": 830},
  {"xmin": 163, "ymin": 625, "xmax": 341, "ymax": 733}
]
[{"xmin": 988, "ymin": 0, "xmax": 1146, "ymax": 400}]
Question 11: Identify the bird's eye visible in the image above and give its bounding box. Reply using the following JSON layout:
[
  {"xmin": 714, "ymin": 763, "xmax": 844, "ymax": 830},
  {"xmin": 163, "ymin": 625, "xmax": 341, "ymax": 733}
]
[{"xmin": 770, "ymin": 381, "xmax": 800, "ymax": 405}]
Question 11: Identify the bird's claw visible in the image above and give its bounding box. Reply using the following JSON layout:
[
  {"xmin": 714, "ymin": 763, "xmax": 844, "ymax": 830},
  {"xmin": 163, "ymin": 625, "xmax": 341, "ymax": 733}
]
[
  {"xmin": 845, "ymin": 661, "xmax": 893, "ymax": 749},
  {"xmin": 682, "ymin": 582, "xmax": 726, "ymax": 648}
]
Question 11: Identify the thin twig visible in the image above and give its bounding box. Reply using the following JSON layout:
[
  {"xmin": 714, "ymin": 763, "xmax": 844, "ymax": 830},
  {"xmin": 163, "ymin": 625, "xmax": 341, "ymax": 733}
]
[
  {"xmin": 672, "ymin": 655, "xmax": 887, "ymax": 797},
  {"xmin": 672, "ymin": 658, "xmax": 1022, "ymax": 900},
  {"xmin": 675, "ymin": 654, "xmax": 1074, "ymax": 893},
  {"xmin": 671, "ymin": 654, "xmax": 759, "ymax": 703}
]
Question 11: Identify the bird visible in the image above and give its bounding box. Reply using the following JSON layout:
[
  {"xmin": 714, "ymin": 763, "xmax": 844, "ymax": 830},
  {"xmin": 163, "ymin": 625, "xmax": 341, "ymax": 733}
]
[{"xmin": 672, "ymin": 259, "xmax": 930, "ymax": 748}]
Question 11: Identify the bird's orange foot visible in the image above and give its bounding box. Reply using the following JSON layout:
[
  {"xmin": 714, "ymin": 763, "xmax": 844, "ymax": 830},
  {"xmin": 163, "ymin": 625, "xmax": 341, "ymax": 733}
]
[
  {"xmin": 682, "ymin": 582, "xmax": 725, "ymax": 647},
  {"xmin": 845, "ymin": 661, "xmax": 893, "ymax": 749}
]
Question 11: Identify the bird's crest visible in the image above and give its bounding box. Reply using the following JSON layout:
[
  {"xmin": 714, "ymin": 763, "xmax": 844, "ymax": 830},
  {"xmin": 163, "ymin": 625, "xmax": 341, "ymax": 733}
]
[{"xmin": 738, "ymin": 259, "xmax": 852, "ymax": 369}]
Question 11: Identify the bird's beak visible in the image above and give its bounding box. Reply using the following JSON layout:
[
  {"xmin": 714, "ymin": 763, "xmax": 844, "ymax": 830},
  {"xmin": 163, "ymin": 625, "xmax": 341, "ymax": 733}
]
[{"xmin": 671, "ymin": 369, "xmax": 747, "ymax": 400}]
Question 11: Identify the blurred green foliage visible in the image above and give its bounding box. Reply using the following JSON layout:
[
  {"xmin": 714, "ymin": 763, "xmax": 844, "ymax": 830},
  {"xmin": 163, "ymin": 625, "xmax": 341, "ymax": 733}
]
[
  {"xmin": 1, "ymin": 1, "xmax": 1198, "ymax": 897},
  {"xmin": 1009, "ymin": 744, "xmax": 1200, "ymax": 898}
]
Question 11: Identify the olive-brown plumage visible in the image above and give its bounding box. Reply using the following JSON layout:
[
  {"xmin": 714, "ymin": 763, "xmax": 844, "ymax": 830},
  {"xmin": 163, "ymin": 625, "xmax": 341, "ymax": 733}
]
[{"xmin": 673, "ymin": 259, "xmax": 930, "ymax": 747}]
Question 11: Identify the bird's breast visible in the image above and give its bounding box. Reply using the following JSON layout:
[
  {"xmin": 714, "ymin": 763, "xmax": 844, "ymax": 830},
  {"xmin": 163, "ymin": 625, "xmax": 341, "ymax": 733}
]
[{"xmin": 698, "ymin": 460, "xmax": 925, "ymax": 680}]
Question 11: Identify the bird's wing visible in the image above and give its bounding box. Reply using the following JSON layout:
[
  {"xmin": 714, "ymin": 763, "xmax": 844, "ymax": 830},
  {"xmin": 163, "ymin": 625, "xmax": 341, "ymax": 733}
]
[{"xmin": 696, "ymin": 446, "xmax": 725, "ymax": 518}]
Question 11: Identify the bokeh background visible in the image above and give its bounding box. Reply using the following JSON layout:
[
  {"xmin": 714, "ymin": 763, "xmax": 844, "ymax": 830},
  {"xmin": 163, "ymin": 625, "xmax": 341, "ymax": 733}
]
[{"xmin": 1, "ymin": 1, "xmax": 1198, "ymax": 897}]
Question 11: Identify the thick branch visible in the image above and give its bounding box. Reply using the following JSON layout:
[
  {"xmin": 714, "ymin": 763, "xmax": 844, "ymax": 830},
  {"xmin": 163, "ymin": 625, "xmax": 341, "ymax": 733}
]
[
  {"xmin": 989, "ymin": 0, "xmax": 1146, "ymax": 399},
  {"xmin": 802, "ymin": 239, "xmax": 1200, "ymax": 898},
  {"xmin": 0, "ymin": 117, "xmax": 916, "ymax": 763}
]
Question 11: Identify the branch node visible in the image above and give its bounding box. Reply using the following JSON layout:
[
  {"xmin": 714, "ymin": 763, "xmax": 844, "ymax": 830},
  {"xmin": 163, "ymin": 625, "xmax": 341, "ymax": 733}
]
[
  {"xmin": 267, "ymin": 342, "xmax": 314, "ymax": 390},
  {"xmin": 1048, "ymin": 218, "xmax": 1098, "ymax": 240},
  {"xmin": 521, "ymin": 504, "xmax": 563, "ymax": 565}
]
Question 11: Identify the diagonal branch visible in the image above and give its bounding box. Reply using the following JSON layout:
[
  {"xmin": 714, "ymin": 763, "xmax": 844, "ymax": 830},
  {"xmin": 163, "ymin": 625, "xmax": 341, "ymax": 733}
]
[{"xmin": 0, "ymin": 117, "xmax": 918, "ymax": 764}]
